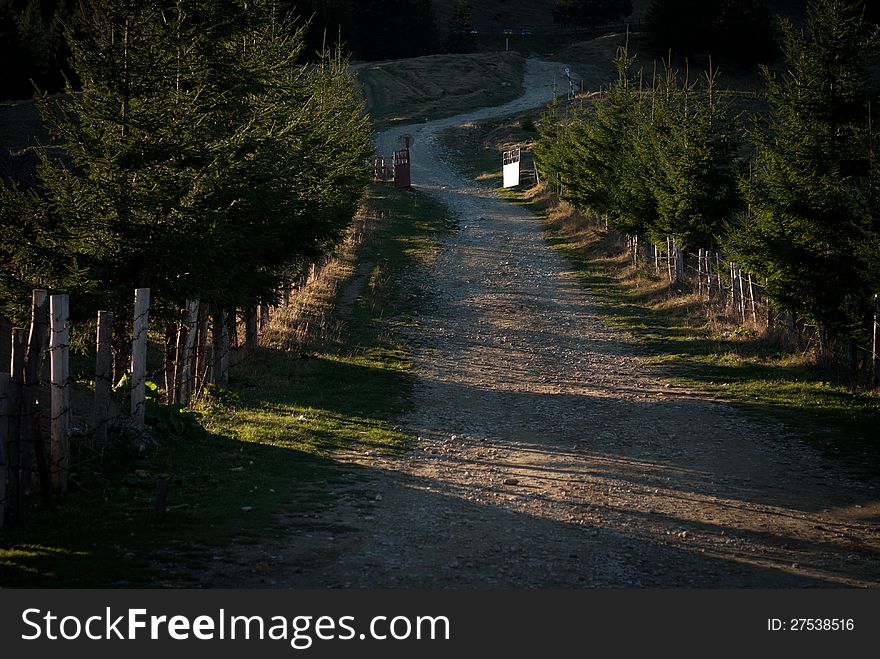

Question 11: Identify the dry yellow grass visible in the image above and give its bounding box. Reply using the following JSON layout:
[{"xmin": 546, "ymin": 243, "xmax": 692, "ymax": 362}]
[{"xmin": 260, "ymin": 203, "xmax": 382, "ymax": 354}]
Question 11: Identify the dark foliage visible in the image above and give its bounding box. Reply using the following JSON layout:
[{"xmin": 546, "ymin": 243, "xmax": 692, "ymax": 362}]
[
  {"xmin": 645, "ymin": 0, "xmax": 778, "ymax": 68},
  {"xmin": 278, "ymin": 0, "xmax": 440, "ymax": 60},
  {"xmin": 0, "ymin": 0, "xmax": 80, "ymax": 100},
  {"xmin": 552, "ymin": 0, "xmax": 633, "ymax": 28},
  {"xmin": 0, "ymin": 0, "xmax": 372, "ymax": 337}
]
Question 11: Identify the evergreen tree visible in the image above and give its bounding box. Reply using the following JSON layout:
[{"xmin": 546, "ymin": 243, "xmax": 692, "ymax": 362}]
[
  {"xmin": 278, "ymin": 0, "xmax": 439, "ymax": 61},
  {"xmin": 352, "ymin": 0, "xmax": 438, "ymax": 60},
  {"xmin": 535, "ymin": 45, "xmax": 654, "ymax": 235},
  {"xmin": 726, "ymin": 0, "xmax": 880, "ymax": 343},
  {"xmin": 712, "ymin": 0, "xmax": 777, "ymax": 68},
  {"xmin": 0, "ymin": 0, "xmax": 80, "ymax": 100},
  {"xmin": 0, "ymin": 0, "xmax": 371, "ymax": 336},
  {"xmin": 645, "ymin": 0, "xmax": 709, "ymax": 58},
  {"xmin": 0, "ymin": 0, "xmax": 26, "ymax": 98},
  {"xmin": 446, "ymin": 0, "xmax": 476, "ymax": 53},
  {"xmin": 647, "ymin": 65, "xmax": 742, "ymax": 249}
]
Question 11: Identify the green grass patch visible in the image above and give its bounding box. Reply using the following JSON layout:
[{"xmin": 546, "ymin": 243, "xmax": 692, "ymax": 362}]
[
  {"xmin": 539, "ymin": 209, "xmax": 880, "ymax": 477},
  {"xmin": 0, "ymin": 184, "xmax": 452, "ymax": 587}
]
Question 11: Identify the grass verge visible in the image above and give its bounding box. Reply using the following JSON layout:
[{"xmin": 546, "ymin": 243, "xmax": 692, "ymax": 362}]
[{"xmin": 0, "ymin": 184, "xmax": 452, "ymax": 586}]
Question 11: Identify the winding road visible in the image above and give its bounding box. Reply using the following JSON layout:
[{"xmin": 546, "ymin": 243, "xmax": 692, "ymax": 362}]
[{"xmin": 220, "ymin": 59, "xmax": 880, "ymax": 588}]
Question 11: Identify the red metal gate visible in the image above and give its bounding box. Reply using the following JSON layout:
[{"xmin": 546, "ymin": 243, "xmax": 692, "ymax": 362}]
[{"xmin": 393, "ymin": 148, "xmax": 411, "ymax": 188}]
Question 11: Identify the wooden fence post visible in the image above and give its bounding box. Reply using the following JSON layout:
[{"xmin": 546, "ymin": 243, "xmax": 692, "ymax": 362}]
[
  {"xmin": 0, "ymin": 372, "xmax": 8, "ymax": 528},
  {"xmin": 175, "ymin": 300, "xmax": 199, "ymax": 406},
  {"xmin": 8, "ymin": 328, "xmax": 26, "ymax": 524},
  {"xmin": 93, "ymin": 311, "xmax": 113, "ymax": 448},
  {"xmin": 192, "ymin": 303, "xmax": 210, "ymax": 399},
  {"xmin": 282, "ymin": 268, "xmax": 291, "ymax": 309},
  {"xmin": 49, "ymin": 294, "xmax": 70, "ymax": 494},
  {"xmin": 697, "ymin": 249, "xmax": 704, "ymax": 297},
  {"xmin": 674, "ymin": 242, "xmax": 684, "ymax": 283},
  {"xmin": 702, "ymin": 251, "xmax": 711, "ymax": 299},
  {"xmin": 707, "ymin": 252, "xmax": 715, "ymax": 299},
  {"xmin": 729, "ymin": 262, "xmax": 735, "ymax": 311},
  {"xmin": 747, "ymin": 273, "xmax": 757, "ymax": 324},
  {"xmin": 212, "ymin": 308, "xmax": 229, "ymax": 387},
  {"xmin": 738, "ymin": 267, "xmax": 747, "ymax": 323},
  {"xmin": 873, "ymin": 294, "xmax": 879, "ymax": 388},
  {"xmin": 666, "ymin": 237, "xmax": 673, "ymax": 281},
  {"xmin": 245, "ymin": 304, "xmax": 258, "ymax": 355},
  {"xmin": 131, "ymin": 288, "xmax": 150, "ymax": 429},
  {"xmin": 163, "ymin": 323, "xmax": 177, "ymax": 405},
  {"xmin": 0, "ymin": 316, "xmax": 10, "ymax": 376},
  {"xmin": 715, "ymin": 253, "xmax": 723, "ymax": 303},
  {"xmin": 23, "ymin": 290, "xmax": 50, "ymax": 506},
  {"xmin": 226, "ymin": 308, "xmax": 237, "ymax": 348}
]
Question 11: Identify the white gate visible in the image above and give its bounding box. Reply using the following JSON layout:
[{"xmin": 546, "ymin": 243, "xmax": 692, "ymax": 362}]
[{"xmin": 502, "ymin": 147, "xmax": 520, "ymax": 188}]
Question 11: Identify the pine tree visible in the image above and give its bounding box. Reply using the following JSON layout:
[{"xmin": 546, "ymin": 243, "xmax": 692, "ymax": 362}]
[
  {"xmin": 536, "ymin": 45, "xmax": 654, "ymax": 234},
  {"xmin": 726, "ymin": 0, "xmax": 880, "ymax": 344},
  {"xmin": 647, "ymin": 64, "xmax": 742, "ymax": 249}
]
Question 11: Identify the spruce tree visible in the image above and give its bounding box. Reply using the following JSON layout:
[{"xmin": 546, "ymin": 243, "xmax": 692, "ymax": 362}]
[
  {"xmin": 553, "ymin": 1, "xmax": 633, "ymax": 29},
  {"xmin": 1, "ymin": 0, "xmax": 372, "ymax": 335},
  {"xmin": 535, "ymin": 45, "xmax": 654, "ymax": 235},
  {"xmin": 647, "ymin": 65, "xmax": 742, "ymax": 249},
  {"xmin": 726, "ymin": 0, "xmax": 880, "ymax": 344}
]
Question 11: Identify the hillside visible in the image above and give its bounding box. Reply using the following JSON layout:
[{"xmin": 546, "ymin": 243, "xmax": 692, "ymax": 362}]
[
  {"xmin": 355, "ymin": 51, "xmax": 526, "ymax": 128},
  {"xmin": 430, "ymin": 0, "xmax": 653, "ymax": 32},
  {"xmin": 429, "ymin": 0, "xmax": 802, "ymax": 33}
]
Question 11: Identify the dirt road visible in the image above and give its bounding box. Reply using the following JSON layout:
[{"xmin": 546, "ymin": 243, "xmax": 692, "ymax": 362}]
[{"xmin": 216, "ymin": 59, "xmax": 880, "ymax": 588}]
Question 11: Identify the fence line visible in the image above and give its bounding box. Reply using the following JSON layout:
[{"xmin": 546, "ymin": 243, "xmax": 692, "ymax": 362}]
[
  {"xmin": 1, "ymin": 240, "xmax": 345, "ymax": 526},
  {"xmin": 631, "ymin": 233, "xmax": 879, "ymax": 384}
]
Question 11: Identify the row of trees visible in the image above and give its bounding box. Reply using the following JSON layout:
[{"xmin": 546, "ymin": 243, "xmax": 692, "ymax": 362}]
[
  {"xmin": 0, "ymin": 0, "xmax": 492, "ymax": 101},
  {"xmin": 0, "ymin": 0, "xmax": 372, "ymax": 364},
  {"xmin": 536, "ymin": 0, "xmax": 880, "ymax": 350}
]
